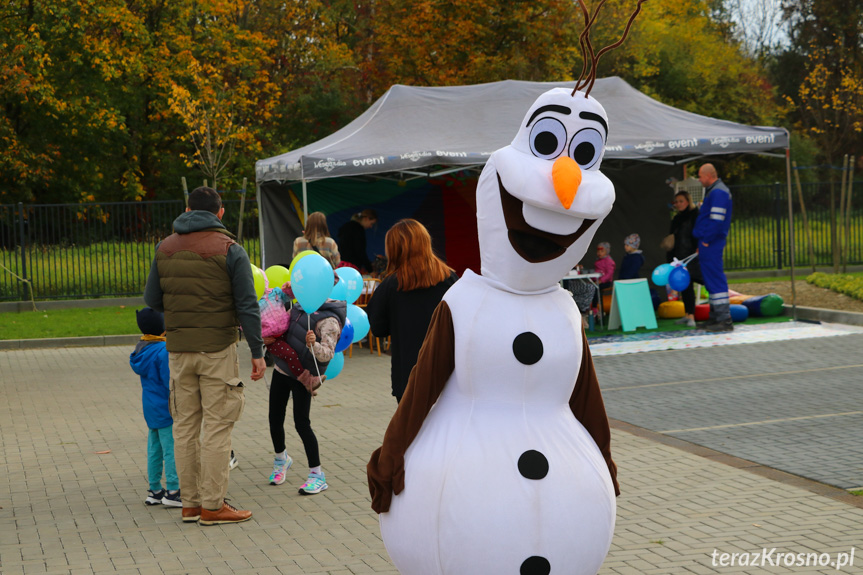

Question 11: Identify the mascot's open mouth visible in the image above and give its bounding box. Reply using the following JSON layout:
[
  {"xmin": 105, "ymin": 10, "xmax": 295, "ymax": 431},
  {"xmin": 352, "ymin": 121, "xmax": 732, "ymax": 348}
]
[{"xmin": 498, "ymin": 174, "xmax": 595, "ymax": 263}]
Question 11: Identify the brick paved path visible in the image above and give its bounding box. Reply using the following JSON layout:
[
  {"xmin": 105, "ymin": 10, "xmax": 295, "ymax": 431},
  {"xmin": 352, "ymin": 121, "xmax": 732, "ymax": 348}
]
[{"xmin": 1, "ymin": 343, "xmax": 861, "ymax": 574}]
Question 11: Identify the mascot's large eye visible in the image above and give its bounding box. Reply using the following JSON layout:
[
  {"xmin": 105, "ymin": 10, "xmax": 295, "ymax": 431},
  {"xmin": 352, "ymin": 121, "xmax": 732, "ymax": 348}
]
[
  {"xmin": 529, "ymin": 118, "xmax": 567, "ymax": 159},
  {"xmin": 568, "ymin": 128, "xmax": 604, "ymax": 170}
]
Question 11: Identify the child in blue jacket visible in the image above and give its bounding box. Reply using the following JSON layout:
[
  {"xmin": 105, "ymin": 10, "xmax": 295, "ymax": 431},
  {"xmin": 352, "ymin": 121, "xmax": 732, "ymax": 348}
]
[
  {"xmin": 618, "ymin": 233, "xmax": 644, "ymax": 280},
  {"xmin": 129, "ymin": 308, "xmax": 181, "ymax": 507}
]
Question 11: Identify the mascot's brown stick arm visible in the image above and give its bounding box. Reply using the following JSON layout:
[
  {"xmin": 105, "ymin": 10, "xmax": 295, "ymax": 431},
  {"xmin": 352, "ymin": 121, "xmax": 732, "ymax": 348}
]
[
  {"xmin": 569, "ymin": 325, "xmax": 620, "ymax": 496},
  {"xmin": 367, "ymin": 301, "xmax": 456, "ymax": 513}
]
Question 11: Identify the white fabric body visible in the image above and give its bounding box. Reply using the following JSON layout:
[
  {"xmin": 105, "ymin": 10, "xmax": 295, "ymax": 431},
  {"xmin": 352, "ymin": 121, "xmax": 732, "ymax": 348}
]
[
  {"xmin": 380, "ymin": 272, "xmax": 616, "ymax": 575},
  {"xmin": 380, "ymin": 88, "xmax": 618, "ymax": 575}
]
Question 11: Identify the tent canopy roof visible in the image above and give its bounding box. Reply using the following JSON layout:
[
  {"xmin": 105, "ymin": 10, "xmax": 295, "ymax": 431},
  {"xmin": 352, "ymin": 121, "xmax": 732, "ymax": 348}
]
[{"xmin": 256, "ymin": 77, "xmax": 788, "ymax": 184}]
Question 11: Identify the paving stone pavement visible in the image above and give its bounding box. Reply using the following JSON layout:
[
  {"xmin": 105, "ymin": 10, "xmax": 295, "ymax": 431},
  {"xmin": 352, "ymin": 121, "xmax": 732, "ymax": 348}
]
[
  {"xmin": 1, "ymin": 342, "xmax": 862, "ymax": 574},
  {"xmin": 596, "ymin": 334, "xmax": 863, "ymax": 490}
]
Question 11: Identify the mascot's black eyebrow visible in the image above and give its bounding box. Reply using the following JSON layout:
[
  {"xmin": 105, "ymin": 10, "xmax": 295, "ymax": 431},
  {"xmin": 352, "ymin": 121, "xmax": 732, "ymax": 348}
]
[
  {"xmin": 579, "ymin": 111, "xmax": 608, "ymax": 136},
  {"xmin": 525, "ymin": 104, "xmax": 571, "ymax": 127}
]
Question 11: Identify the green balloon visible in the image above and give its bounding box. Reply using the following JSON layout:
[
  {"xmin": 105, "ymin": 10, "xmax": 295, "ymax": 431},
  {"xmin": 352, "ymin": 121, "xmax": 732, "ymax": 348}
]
[
  {"xmin": 265, "ymin": 265, "xmax": 291, "ymax": 290},
  {"xmin": 251, "ymin": 265, "xmax": 266, "ymax": 299}
]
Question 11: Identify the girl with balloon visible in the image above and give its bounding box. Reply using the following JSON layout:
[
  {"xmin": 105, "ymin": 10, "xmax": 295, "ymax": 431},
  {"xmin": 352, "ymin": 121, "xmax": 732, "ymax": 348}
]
[
  {"xmin": 262, "ymin": 257, "xmax": 346, "ymax": 495},
  {"xmin": 365, "ymin": 219, "xmax": 458, "ymax": 403}
]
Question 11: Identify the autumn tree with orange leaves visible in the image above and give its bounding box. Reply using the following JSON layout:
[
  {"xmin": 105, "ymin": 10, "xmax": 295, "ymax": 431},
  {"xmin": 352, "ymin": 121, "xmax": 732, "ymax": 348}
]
[{"xmin": 1, "ymin": 0, "xmax": 847, "ymax": 204}]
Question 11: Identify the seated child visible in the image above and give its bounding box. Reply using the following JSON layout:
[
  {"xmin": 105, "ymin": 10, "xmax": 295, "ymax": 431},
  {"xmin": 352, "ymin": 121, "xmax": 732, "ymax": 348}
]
[
  {"xmin": 262, "ymin": 277, "xmax": 346, "ymax": 494},
  {"xmin": 563, "ymin": 266, "xmax": 597, "ymax": 329},
  {"xmin": 594, "ymin": 241, "xmax": 615, "ymax": 290},
  {"xmin": 619, "ymin": 233, "xmax": 645, "ymax": 280},
  {"xmin": 129, "ymin": 308, "xmax": 181, "ymax": 507}
]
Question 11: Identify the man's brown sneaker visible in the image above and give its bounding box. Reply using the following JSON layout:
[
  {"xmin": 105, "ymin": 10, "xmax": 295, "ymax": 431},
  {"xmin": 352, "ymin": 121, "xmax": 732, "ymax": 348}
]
[
  {"xmin": 199, "ymin": 501, "xmax": 252, "ymax": 525},
  {"xmin": 182, "ymin": 507, "xmax": 202, "ymax": 523}
]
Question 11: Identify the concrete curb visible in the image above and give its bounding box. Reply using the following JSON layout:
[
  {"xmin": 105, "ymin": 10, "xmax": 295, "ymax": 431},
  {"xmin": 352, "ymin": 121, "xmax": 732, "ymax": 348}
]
[
  {"xmin": 0, "ymin": 334, "xmax": 140, "ymax": 350},
  {"xmin": 727, "ymin": 265, "xmax": 863, "ymax": 280},
  {"xmin": 784, "ymin": 304, "xmax": 863, "ymax": 326}
]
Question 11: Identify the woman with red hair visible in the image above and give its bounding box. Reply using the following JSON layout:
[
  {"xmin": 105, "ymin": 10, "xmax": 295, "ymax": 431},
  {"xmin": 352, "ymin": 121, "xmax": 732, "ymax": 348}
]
[{"xmin": 366, "ymin": 219, "xmax": 458, "ymax": 402}]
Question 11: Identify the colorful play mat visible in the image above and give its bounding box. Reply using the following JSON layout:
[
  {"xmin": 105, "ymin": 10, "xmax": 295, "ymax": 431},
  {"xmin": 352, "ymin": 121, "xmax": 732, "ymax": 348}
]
[{"xmin": 588, "ymin": 321, "xmax": 863, "ymax": 357}]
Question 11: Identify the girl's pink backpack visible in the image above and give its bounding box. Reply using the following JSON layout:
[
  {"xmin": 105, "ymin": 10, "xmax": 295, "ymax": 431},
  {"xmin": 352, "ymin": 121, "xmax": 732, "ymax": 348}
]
[{"xmin": 259, "ymin": 287, "xmax": 290, "ymax": 338}]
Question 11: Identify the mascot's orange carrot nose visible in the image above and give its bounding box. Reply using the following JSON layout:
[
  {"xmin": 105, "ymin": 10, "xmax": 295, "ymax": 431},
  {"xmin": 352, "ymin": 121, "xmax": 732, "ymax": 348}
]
[{"xmin": 552, "ymin": 156, "xmax": 581, "ymax": 210}]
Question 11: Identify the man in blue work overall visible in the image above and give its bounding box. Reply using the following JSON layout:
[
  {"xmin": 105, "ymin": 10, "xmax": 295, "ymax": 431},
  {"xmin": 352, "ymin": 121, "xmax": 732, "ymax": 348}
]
[{"xmin": 693, "ymin": 163, "xmax": 733, "ymax": 333}]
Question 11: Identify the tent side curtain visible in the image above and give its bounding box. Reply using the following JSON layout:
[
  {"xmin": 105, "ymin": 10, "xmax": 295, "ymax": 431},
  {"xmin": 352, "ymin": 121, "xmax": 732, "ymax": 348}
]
[{"xmin": 259, "ymin": 176, "xmax": 480, "ymax": 273}]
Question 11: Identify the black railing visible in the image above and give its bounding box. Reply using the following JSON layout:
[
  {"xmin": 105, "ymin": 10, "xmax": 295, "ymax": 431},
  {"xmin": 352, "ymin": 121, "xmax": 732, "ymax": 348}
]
[
  {"xmin": 1, "ymin": 181, "xmax": 860, "ymax": 301},
  {"xmin": 724, "ymin": 180, "xmax": 862, "ymax": 270},
  {"xmin": 0, "ymin": 198, "xmax": 261, "ymax": 301}
]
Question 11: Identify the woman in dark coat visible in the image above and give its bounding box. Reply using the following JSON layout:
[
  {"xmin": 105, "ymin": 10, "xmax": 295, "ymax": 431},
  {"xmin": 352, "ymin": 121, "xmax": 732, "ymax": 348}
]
[
  {"xmin": 365, "ymin": 219, "xmax": 458, "ymax": 402},
  {"xmin": 668, "ymin": 190, "xmax": 702, "ymax": 326}
]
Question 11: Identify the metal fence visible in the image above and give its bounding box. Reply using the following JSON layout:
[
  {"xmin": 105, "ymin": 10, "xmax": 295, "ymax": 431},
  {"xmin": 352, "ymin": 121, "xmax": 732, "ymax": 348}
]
[
  {"xmin": 724, "ymin": 179, "xmax": 862, "ymax": 270},
  {"xmin": 1, "ymin": 181, "xmax": 860, "ymax": 301},
  {"xmin": 0, "ymin": 198, "xmax": 261, "ymax": 301}
]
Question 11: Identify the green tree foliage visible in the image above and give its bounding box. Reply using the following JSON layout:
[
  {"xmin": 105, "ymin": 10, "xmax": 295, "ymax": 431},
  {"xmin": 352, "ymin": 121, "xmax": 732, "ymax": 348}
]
[
  {"xmin": 772, "ymin": 0, "xmax": 863, "ymax": 163},
  {"xmin": 1, "ymin": 0, "xmax": 839, "ymax": 204},
  {"xmin": 0, "ymin": 0, "xmax": 354, "ymax": 204},
  {"xmin": 594, "ymin": 0, "xmax": 775, "ymax": 126}
]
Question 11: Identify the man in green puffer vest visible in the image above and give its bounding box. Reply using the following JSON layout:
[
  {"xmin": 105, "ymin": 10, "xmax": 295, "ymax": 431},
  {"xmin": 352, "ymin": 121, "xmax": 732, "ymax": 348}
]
[{"xmin": 144, "ymin": 187, "xmax": 266, "ymax": 526}]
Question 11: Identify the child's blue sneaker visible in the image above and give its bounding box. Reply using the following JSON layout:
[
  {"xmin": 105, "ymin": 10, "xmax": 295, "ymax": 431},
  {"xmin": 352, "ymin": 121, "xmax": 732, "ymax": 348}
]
[
  {"xmin": 161, "ymin": 489, "xmax": 182, "ymax": 507},
  {"xmin": 298, "ymin": 472, "xmax": 328, "ymax": 495},
  {"xmin": 145, "ymin": 489, "xmax": 166, "ymax": 505}
]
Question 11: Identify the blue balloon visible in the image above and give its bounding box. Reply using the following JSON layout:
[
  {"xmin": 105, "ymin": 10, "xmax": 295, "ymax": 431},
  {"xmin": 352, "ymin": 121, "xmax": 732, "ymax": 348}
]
[
  {"xmin": 346, "ymin": 304, "xmax": 370, "ymax": 343},
  {"xmin": 334, "ymin": 317, "xmax": 354, "ymax": 353},
  {"xmin": 652, "ymin": 263, "xmax": 673, "ymax": 286},
  {"xmin": 330, "ymin": 278, "xmax": 348, "ymax": 301},
  {"xmin": 336, "ymin": 267, "xmax": 364, "ymax": 304},
  {"xmin": 325, "ymin": 351, "xmax": 344, "ymax": 380},
  {"xmin": 668, "ymin": 266, "xmax": 691, "ymax": 291},
  {"xmin": 291, "ymin": 253, "xmax": 334, "ymax": 314}
]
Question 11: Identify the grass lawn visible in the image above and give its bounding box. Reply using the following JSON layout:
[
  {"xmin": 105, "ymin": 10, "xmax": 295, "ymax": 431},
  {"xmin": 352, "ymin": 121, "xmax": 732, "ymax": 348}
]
[{"xmin": 0, "ymin": 306, "xmax": 140, "ymax": 340}]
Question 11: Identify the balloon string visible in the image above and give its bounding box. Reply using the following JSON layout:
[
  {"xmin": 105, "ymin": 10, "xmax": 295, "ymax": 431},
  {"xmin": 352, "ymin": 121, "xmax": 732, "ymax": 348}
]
[
  {"xmin": 307, "ymin": 314, "xmax": 323, "ymax": 400},
  {"xmin": 673, "ymin": 252, "xmax": 699, "ymax": 267}
]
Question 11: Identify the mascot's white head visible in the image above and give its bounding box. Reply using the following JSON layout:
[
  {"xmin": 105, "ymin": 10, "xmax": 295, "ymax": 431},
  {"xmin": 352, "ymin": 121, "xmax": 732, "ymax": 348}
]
[{"xmin": 476, "ymin": 87, "xmax": 615, "ymax": 292}]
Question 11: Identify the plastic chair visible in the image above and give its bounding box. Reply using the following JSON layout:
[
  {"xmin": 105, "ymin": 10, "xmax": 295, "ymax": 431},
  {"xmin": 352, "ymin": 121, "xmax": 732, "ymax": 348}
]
[{"xmin": 350, "ymin": 278, "xmax": 383, "ymax": 357}]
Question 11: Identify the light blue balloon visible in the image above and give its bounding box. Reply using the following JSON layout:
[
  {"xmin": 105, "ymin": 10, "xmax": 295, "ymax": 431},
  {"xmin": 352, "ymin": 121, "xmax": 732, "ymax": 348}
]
[
  {"xmin": 291, "ymin": 253, "xmax": 334, "ymax": 314},
  {"xmin": 336, "ymin": 267, "xmax": 364, "ymax": 304},
  {"xmin": 325, "ymin": 351, "xmax": 344, "ymax": 380},
  {"xmin": 334, "ymin": 318, "xmax": 354, "ymax": 353},
  {"xmin": 330, "ymin": 278, "xmax": 348, "ymax": 301},
  {"xmin": 346, "ymin": 304, "xmax": 370, "ymax": 343},
  {"xmin": 651, "ymin": 263, "xmax": 673, "ymax": 287}
]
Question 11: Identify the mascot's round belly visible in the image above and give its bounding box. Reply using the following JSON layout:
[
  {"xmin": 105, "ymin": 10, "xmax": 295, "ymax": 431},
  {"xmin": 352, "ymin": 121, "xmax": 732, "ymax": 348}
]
[{"xmin": 380, "ymin": 274, "xmax": 616, "ymax": 575}]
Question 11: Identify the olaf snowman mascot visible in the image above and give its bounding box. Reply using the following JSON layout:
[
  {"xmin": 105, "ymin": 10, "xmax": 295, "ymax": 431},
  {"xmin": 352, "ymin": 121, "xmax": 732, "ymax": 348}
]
[{"xmin": 367, "ymin": 84, "xmax": 621, "ymax": 575}]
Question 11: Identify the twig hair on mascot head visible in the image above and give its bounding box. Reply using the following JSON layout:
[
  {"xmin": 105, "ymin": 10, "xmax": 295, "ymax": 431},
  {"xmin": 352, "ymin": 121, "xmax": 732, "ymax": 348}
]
[{"xmin": 367, "ymin": 3, "xmax": 645, "ymax": 575}]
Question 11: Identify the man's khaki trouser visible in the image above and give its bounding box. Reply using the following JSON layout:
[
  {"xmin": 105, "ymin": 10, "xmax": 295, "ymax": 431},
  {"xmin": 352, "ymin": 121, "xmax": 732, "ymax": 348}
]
[{"xmin": 169, "ymin": 343, "xmax": 245, "ymax": 510}]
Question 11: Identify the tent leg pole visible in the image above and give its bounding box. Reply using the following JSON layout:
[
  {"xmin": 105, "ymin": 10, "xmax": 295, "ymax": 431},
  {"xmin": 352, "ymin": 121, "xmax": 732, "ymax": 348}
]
[
  {"xmin": 256, "ymin": 182, "xmax": 265, "ymax": 269},
  {"xmin": 302, "ymin": 179, "xmax": 309, "ymax": 223},
  {"xmin": 786, "ymin": 147, "xmax": 797, "ymax": 320}
]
